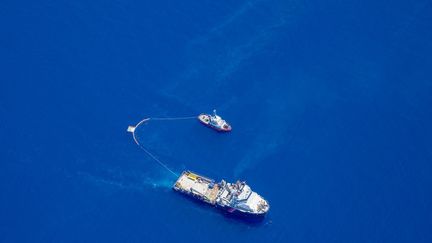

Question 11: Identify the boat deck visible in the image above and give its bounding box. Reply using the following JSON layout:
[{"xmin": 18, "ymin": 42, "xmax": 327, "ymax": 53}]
[{"xmin": 173, "ymin": 171, "xmax": 220, "ymax": 204}]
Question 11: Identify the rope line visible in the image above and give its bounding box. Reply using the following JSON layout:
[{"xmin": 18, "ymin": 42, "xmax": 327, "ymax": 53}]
[
  {"xmin": 128, "ymin": 115, "xmax": 197, "ymax": 177},
  {"xmin": 135, "ymin": 141, "xmax": 179, "ymax": 177},
  {"xmin": 150, "ymin": 116, "xmax": 196, "ymax": 121}
]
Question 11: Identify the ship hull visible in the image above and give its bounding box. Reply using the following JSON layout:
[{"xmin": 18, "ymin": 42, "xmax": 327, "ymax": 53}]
[
  {"xmin": 173, "ymin": 188, "xmax": 267, "ymax": 221},
  {"xmin": 173, "ymin": 187, "xmax": 267, "ymax": 218},
  {"xmin": 217, "ymin": 205, "xmax": 268, "ymax": 218},
  {"xmin": 173, "ymin": 171, "xmax": 268, "ymax": 223}
]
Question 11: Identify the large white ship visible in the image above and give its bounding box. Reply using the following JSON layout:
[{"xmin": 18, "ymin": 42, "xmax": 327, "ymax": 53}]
[{"xmin": 173, "ymin": 171, "xmax": 269, "ymax": 217}]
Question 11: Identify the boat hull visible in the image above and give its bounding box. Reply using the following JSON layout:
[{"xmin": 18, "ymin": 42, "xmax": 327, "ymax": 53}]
[
  {"xmin": 172, "ymin": 171, "xmax": 268, "ymax": 223},
  {"xmin": 198, "ymin": 114, "xmax": 232, "ymax": 132},
  {"xmin": 217, "ymin": 204, "xmax": 268, "ymax": 218},
  {"xmin": 173, "ymin": 187, "xmax": 267, "ymax": 220}
]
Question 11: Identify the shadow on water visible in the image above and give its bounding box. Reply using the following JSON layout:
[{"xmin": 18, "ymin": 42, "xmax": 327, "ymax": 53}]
[{"xmin": 173, "ymin": 189, "xmax": 267, "ymax": 227}]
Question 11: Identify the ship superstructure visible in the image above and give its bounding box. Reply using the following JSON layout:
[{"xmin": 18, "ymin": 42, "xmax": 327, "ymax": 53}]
[{"xmin": 173, "ymin": 171, "xmax": 269, "ymax": 216}]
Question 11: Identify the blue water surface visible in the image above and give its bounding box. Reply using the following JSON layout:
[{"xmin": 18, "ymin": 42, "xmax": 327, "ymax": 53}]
[{"xmin": 1, "ymin": 0, "xmax": 432, "ymax": 242}]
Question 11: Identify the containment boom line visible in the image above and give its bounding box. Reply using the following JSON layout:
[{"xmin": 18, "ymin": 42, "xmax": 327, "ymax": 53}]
[
  {"xmin": 128, "ymin": 115, "xmax": 196, "ymax": 177},
  {"xmin": 150, "ymin": 116, "xmax": 196, "ymax": 121}
]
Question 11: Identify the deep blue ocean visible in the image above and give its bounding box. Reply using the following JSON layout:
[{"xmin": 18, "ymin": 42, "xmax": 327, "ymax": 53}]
[{"xmin": 1, "ymin": 0, "xmax": 432, "ymax": 242}]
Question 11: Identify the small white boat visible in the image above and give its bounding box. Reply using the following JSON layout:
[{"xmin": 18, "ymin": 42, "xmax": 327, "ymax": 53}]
[{"xmin": 198, "ymin": 110, "xmax": 232, "ymax": 132}]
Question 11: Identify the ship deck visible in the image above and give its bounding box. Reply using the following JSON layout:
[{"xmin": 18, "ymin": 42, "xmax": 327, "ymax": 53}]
[{"xmin": 173, "ymin": 171, "xmax": 220, "ymax": 204}]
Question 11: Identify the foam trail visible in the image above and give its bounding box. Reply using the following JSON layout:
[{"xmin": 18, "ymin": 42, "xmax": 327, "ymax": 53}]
[{"xmin": 78, "ymin": 171, "xmax": 173, "ymax": 191}]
